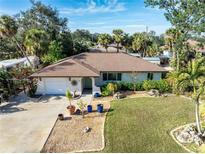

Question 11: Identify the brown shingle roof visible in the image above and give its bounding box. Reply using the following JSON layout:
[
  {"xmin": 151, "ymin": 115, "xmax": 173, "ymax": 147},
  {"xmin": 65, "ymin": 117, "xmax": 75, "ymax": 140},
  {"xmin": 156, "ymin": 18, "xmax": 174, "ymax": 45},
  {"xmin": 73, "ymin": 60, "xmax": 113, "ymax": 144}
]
[
  {"xmin": 74, "ymin": 52, "xmax": 167, "ymax": 72},
  {"xmin": 31, "ymin": 58, "xmax": 100, "ymax": 77},
  {"xmin": 32, "ymin": 52, "xmax": 167, "ymax": 77}
]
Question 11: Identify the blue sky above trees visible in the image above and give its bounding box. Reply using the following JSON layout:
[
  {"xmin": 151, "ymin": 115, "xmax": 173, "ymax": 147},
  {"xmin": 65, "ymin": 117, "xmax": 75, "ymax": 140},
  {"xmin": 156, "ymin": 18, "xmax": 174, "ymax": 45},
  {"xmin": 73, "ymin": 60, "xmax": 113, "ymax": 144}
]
[{"xmin": 0, "ymin": 0, "xmax": 171, "ymax": 35}]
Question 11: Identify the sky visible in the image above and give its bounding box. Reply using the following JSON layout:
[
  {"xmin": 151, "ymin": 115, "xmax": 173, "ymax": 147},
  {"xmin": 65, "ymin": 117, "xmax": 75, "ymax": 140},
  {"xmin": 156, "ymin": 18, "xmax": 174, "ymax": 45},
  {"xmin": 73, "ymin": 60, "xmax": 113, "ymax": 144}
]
[{"xmin": 0, "ymin": 0, "xmax": 171, "ymax": 35}]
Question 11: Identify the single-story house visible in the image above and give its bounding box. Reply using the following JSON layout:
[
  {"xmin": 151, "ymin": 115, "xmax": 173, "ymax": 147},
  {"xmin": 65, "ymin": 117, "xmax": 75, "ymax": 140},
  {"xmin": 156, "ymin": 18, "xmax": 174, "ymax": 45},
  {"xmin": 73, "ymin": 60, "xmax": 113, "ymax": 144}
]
[{"xmin": 31, "ymin": 52, "xmax": 167, "ymax": 96}]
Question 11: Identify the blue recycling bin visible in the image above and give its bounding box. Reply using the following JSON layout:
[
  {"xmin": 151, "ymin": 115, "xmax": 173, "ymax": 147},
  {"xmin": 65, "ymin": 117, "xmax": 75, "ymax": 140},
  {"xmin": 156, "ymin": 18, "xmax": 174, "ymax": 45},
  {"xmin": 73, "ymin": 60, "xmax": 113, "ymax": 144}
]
[
  {"xmin": 87, "ymin": 105, "xmax": 92, "ymax": 113},
  {"xmin": 97, "ymin": 104, "xmax": 103, "ymax": 113},
  {"xmin": 94, "ymin": 93, "xmax": 101, "ymax": 98}
]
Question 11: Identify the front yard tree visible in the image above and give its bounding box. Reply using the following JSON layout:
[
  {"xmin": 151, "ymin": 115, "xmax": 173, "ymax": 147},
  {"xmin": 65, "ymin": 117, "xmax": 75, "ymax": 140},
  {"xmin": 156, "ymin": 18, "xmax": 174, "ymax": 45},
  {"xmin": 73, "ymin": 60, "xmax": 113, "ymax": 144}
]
[
  {"xmin": 98, "ymin": 33, "xmax": 112, "ymax": 52},
  {"xmin": 0, "ymin": 15, "xmax": 32, "ymax": 67},
  {"xmin": 145, "ymin": 0, "xmax": 205, "ymax": 71},
  {"xmin": 112, "ymin": 29, "xmax": 125, "ymax": 52},
  {"xmin": 145, "ymin": 0, "xmax": 205, "ymax": 35},
  {"xmin": 178, "ymin": 58, "xmax": 205, "ymax": 134}
]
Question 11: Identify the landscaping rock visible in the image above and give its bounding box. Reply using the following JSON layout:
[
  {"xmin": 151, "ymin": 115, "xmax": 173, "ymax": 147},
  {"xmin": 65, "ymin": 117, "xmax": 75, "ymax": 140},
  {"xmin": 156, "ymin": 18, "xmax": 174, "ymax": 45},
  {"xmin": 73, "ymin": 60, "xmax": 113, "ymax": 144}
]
[
  {"xmin": 113, "ymin": 92, "xmax": 126, "ymax": 99},
  {"xmin": 177, "ymin": 131, "xmax": 193, "ymax": 143},
  {"xmin": 176, "ymin": 125, "xmax": 204, "ymax": 146},
  {"xmin": 193, "ymin": 135, "xmax": 203, "ymax": 146},
  {"xmin": 147, "ymin": 89, "xmax": 160, "ymax": 97},
  {"xmin": 83, "ymin": 126, "xmax": 90, "ymax": 133}
]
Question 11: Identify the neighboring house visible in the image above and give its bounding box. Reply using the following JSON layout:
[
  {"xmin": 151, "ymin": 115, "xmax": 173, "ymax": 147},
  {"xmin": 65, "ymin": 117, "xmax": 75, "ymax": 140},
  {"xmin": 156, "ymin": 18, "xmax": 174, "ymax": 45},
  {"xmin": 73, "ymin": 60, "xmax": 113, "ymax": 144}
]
[
  {"xmin": 0, "ymin": 56, "xmax": 39, "ymax": 70},
  {"xmin": 187, "ymin": 39, "xmax": 205, "ymax": 56},
  {"xmin": 31, "ymin": 52, "xmax": 167, "ymax": 96},
  {"xmin": 142, "ymin": 57, "xmax": 161, "ymax": 65}
]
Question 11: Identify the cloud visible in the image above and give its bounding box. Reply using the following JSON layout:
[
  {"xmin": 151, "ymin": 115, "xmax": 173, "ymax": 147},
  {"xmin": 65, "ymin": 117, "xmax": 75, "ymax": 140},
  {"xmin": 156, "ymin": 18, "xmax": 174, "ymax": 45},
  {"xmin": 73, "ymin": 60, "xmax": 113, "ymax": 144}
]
[{"xmin": 60, "ymin": 0, "xmax": 126, "ymax": 15}]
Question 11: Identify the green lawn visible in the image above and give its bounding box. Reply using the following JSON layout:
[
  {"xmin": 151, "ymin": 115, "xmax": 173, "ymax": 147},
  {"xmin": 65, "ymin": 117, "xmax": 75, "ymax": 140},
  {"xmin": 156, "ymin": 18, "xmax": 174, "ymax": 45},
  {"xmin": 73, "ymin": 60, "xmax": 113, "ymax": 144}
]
[{"xmin": 102, "ymin": 96, "xmax": 195, "ymax": 153}]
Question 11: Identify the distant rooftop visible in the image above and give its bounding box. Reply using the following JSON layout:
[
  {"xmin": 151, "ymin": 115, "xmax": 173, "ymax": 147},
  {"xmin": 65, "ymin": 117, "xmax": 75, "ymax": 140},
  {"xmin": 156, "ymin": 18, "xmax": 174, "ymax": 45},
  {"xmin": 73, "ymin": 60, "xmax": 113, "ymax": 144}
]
[{"xmin": 0, "ymin": 56, "xmax": 39, "ymax": 68}]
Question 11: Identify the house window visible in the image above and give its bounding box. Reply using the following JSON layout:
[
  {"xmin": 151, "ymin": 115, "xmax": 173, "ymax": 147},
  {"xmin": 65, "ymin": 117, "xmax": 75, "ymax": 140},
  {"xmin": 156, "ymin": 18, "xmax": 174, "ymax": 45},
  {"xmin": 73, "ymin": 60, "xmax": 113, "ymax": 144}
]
[
  {"xmin": 117, "ymin": 73, "xmax": 122, "ymax": 80},
  {"xmin": 108, "ymin": 73, "xmax": 116, "ymax": 80},
  {"xmin": 103, "ymin": 73, "xmax": 107, "ymax": 81},
  {"xmin": 103, "ymin": 72, "xmax": 122, "ymax": 81},
  {"xmin": 162, "ymin": 73, "xmax": 166, "ymax": 79},
  {"xmin": 147, "ymin": 73, "xmax": 153, "ymax": 80}
]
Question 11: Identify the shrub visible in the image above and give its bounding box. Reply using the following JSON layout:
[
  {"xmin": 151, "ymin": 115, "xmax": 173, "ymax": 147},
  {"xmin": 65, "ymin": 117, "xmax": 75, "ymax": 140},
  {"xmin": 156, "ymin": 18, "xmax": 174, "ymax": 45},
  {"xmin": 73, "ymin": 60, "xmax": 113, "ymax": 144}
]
[
  {"xmin": 101, "ymin": 86, "xmax": 111, "ymax": 96},
  {"xmin": 100, "ymin": 82, "xmax": 118, "ymax": 96},
  {"xmin": 107, "ymin": 83, "xmax": 118, "ymax": 95},
  {"xmin": 143, "ymin": 80, "xmax": 157, "ymax": 91},
  {"xmin": 143, "ymin": 80, "xmax": 170, "ymax": 93},
  {"xmin": 156, "ymin": 80, "xmax": 170, "ymax": 93},
  {"xmin": 27, "ymin": 82, "xmax": 37, "ymax": 97}
]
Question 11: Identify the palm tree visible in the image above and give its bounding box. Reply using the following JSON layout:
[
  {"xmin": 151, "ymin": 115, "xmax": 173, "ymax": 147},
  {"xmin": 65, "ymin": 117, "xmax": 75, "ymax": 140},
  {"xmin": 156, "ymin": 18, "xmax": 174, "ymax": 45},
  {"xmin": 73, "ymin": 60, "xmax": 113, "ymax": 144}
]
[
  {"xmin": 147, "ymin": 43, "xmax": 160, "ymax": 56},
  {"xmin": 132, "ymin": 33, "xmax": 151, "ymax": 57},
  {"xmin": 177, "ymin": 57, "xmax": 205, "ymax": 134},
  {"xmin": 122, "ymin": 33, "xmax": 132, "ymax": 53},
  {"xmin": 98, "ymin": 33, "xmax": 112, "ymax": 52},
  {"xmin": 165, "ymin": 28, "xmax": 182, "ymax": 71},
  {"xmin": 0, "ymin": 15, "xmax": 33, "ymax": 67},
  {"xmin": 112, "ymin": 29, "xmax": 125, "ymax": 52},
  {"xmin": 24, "ymin": 28, "xmax": 48, "ymax": 57}
]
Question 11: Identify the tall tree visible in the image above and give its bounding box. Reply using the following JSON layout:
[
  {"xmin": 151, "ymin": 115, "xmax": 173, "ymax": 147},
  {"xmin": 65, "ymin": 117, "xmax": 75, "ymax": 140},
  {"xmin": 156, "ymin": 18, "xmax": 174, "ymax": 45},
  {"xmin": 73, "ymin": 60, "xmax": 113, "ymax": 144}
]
[
  {"xmin": 24, "ymin": 28, "xmax": 48, "ymax": 57},
  {"xmin": 98, "ymin": 33, "xmax": 112, "ymax": 52},
  {"xmin": 132, "ymin": 33, "xmax": 152, "ymax": 57},
  {"xmin": 122, "ymin": 33, "xmax": 132, "ymax": 53},
  {"xmin": 41, "ymin": 40, "xmax": 63, "ymax": 66},
  {"xmin": 17, "ymin": 1, "xmax": 68, "ymax": 40},
  {"xmin": 145, "ymin": 0, "xmax": 205, "ymax": 71},
  {"xmin": 145, "ymin": 0, "xmax": 205, "ymax": 35},
  {"xmin": 0, "ymin": 15, "xmax": 32, "ymax": 66},
  {"xmin": 112, "ymin": 29, "xmax": 125, "ymax": 52},
  {"xmin": 177, "ymin": 58, "xmax": 205, "ymax": 134}
]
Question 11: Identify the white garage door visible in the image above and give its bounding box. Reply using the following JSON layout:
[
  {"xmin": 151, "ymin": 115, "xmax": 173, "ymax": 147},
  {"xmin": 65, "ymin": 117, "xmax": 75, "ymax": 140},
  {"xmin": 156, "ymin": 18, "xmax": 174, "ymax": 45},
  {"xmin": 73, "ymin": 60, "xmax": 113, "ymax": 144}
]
[{"xmin": 44, "ymin": 78, "xmax": 68, "ymax": 95}]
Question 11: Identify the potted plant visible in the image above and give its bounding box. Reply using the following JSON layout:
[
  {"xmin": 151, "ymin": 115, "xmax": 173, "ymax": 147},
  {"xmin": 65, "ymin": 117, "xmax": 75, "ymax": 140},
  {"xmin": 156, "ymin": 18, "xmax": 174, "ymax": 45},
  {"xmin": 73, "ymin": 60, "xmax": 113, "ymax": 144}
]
[
  {"xmin": 66, "ymin": 89, "xmax": 76, "ymax": 115},
  {"xmin": 77, "ymin": 100, "xmax": 87, "ymax": 118},
  {"xmin": 73, "ymin": 90, "xmax": 81, "ymax": 99}
]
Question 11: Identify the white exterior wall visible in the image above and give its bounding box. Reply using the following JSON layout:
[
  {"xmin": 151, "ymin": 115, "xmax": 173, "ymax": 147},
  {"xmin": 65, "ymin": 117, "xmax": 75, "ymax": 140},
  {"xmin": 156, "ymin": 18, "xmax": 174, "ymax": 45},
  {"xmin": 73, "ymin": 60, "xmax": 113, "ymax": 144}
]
[
  {"xmin": 92, "ymin": 77, "xmax": 101, "ymax": 95},
  {"xmin": 36, "ymin": 77, "xmax": 82, "ymax": 95},
  {"xmin": 36, "ymin": 73, "xmax": 162, "ymax": 96},
  {"xmin": 93, "ymin": 72, "xmax": 162, "ymax": 86}
]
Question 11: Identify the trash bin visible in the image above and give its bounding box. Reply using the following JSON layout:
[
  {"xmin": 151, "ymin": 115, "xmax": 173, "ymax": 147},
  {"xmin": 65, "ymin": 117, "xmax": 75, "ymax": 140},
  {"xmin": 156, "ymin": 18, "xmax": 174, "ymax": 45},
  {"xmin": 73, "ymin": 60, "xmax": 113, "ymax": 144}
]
[
  {"xmin": 94, "ymin": 93, "xmax": 101, "ymax": 98},
  {"xmin": 97, "ymin": 104, "xmax": 103, "ymax": 113},
  {"xmin": 87, "ymin": 105, "xmax": 92, "ymax": 113}
]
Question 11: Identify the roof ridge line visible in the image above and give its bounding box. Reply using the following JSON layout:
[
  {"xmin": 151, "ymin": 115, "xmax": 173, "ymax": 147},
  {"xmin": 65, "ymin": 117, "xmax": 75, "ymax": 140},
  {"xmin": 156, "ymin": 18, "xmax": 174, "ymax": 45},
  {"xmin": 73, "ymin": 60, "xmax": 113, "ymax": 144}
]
[{"xmin": 72, "ymin": 58, "xmax": 100, "ymax": 75}]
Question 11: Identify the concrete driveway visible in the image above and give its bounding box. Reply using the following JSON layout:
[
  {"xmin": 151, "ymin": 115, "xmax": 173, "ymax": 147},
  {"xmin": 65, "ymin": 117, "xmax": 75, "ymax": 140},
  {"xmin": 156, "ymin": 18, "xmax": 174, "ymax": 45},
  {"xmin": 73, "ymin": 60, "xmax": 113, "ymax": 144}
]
[{"xmin": 0, "ymin": 94, "xmax": 67, "ymax": 153}]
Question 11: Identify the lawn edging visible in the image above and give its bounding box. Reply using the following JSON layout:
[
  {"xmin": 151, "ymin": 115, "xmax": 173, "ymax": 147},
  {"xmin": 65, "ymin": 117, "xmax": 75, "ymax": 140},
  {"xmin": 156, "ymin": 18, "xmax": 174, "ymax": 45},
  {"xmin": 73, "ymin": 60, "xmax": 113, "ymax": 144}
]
[{"xmin": 170, "ymin": 122, "xmax": 197, "ymax": 153}]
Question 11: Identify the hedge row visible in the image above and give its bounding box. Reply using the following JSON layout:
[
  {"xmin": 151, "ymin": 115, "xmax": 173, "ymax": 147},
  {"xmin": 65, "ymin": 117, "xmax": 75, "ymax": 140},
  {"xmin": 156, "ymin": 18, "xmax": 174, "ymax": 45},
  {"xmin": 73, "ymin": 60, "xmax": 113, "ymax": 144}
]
[{"xmin": 101, "ymin": 80, "xmax": 171, "ymax": 96}]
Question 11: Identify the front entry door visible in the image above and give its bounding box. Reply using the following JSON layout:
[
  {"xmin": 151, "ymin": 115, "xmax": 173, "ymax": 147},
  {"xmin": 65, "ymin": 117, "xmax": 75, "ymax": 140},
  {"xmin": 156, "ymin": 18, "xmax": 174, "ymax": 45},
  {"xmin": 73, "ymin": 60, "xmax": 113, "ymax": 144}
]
[{"xmin": 83, "ymin": 77, "xmax": 92, "ymax": 89}]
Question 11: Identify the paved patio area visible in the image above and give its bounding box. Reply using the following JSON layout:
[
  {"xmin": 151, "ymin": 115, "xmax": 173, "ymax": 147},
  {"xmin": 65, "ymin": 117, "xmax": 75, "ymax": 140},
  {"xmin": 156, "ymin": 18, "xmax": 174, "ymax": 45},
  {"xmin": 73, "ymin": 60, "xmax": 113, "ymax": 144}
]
[{"xmin": 0, "ymin": 94, "xmax": 68, "ymax": 153}]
